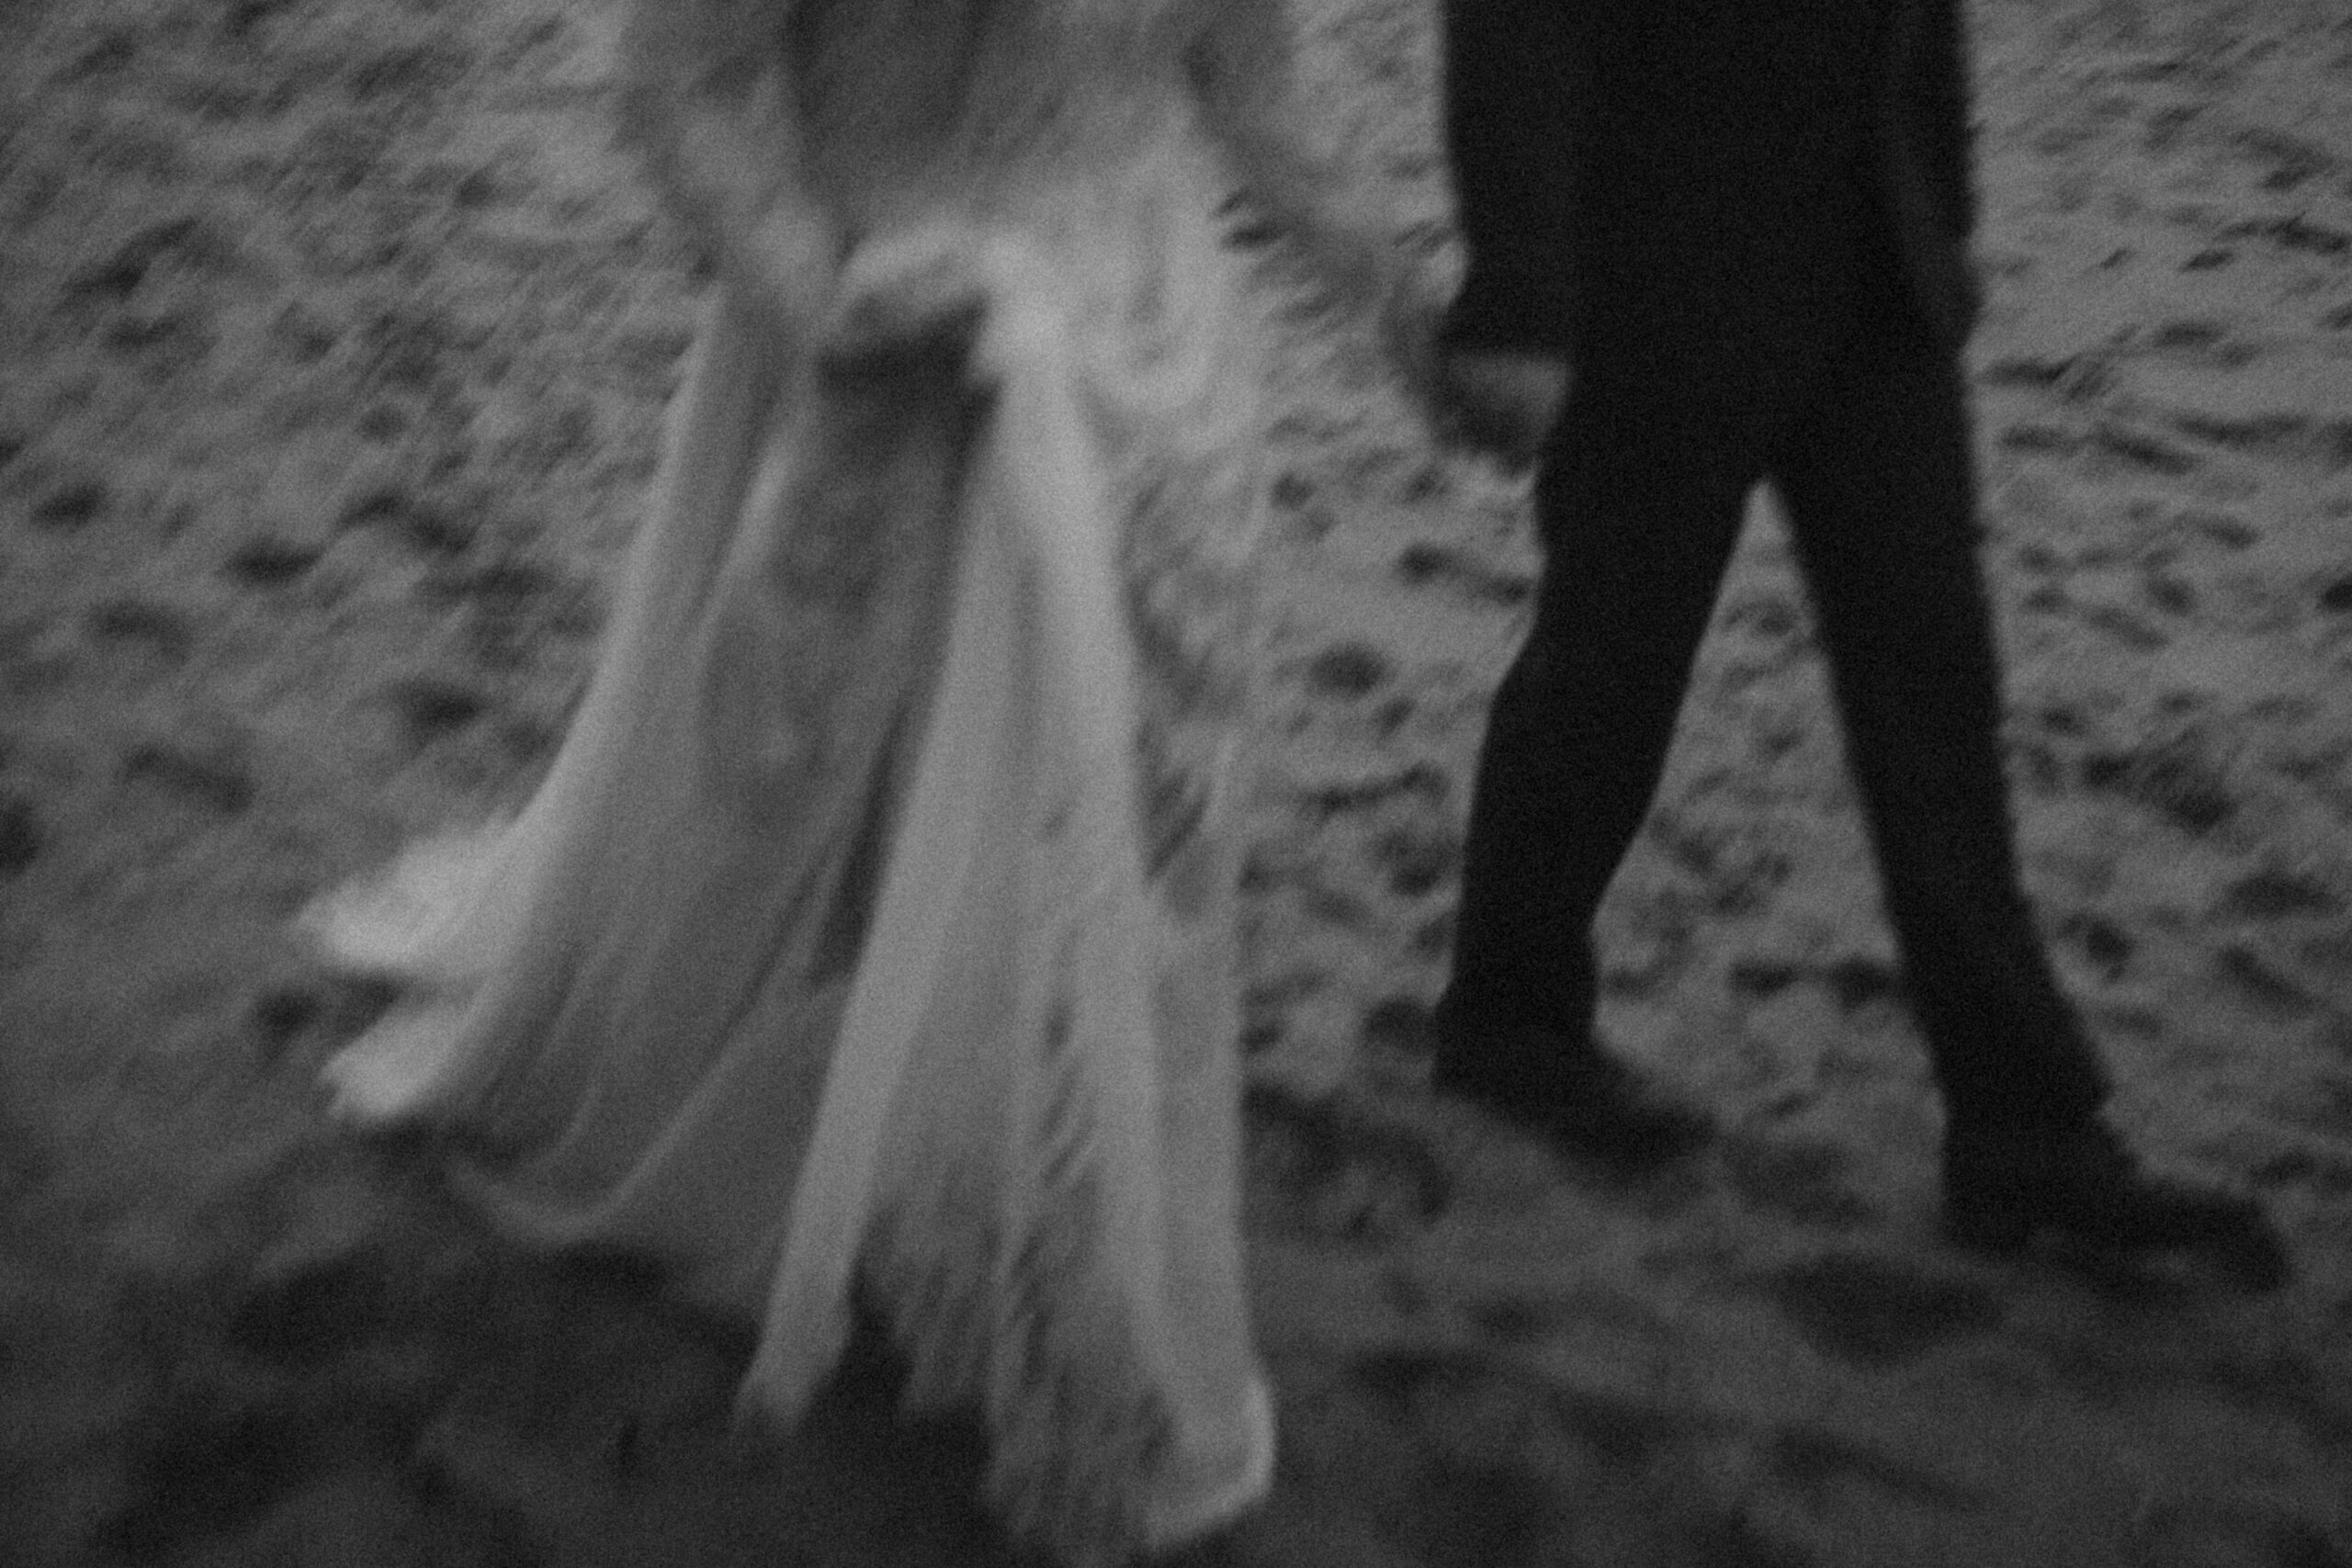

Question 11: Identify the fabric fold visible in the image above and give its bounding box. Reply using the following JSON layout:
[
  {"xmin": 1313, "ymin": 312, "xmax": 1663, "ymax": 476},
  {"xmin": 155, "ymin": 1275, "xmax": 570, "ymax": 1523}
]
[{"xmin": 303, "ymin": 164, "xmax": 1274, "ymax": 1563}]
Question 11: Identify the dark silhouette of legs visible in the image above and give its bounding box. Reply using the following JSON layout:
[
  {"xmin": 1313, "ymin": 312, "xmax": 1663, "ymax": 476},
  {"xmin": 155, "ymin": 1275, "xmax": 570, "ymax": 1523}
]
[
  {"xmin": 1768, "ymin": 304, "xmax": 2109, "ymax": 1131},
  {"xmin": 1434, "ymin": 372, "xmax": 1771, "ymax": 1168}
]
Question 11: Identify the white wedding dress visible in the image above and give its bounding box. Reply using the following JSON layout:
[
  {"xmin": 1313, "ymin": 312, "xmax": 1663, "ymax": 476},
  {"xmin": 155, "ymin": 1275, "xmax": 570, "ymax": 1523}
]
[{"xmin": 300, "ymin": 3, "xmax": 1290, "ymax": 1560}]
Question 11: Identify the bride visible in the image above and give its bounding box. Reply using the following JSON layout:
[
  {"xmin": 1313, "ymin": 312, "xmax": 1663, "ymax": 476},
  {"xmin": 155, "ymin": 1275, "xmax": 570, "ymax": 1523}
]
[{"xmin": 300, "ymin": 0, "xmax": 1412, "ymax": 1561}]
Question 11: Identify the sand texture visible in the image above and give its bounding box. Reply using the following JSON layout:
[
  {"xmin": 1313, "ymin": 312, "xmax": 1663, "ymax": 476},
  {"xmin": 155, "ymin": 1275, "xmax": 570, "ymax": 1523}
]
[{"xmin": 2, "ymin": 0, "xmax": 2348, "ymax": 1563}]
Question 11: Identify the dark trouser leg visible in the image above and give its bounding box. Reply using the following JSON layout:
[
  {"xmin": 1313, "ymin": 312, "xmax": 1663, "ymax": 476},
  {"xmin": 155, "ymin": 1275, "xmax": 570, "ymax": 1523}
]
[
  {"xmin": 1768, "ymin": 311, "xmax": 2109, "ymax": 1131},
  {"xmin": 1440, "ymin": 376, "xmax": 1763, "ymax": 1067},
  {"xmin": 1762, "ymin": 310, "xmax": 2292, "ymax": 1290}
]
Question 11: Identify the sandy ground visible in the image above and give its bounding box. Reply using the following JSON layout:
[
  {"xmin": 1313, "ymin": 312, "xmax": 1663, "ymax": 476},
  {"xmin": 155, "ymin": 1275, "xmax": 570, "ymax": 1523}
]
[{"xmin": 2, "ymin": 0, "xmax": 2349, "ymax": 1563}]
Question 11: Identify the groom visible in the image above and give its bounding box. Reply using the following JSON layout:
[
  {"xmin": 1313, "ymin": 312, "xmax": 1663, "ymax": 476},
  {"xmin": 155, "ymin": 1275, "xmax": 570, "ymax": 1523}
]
[{"xmin": 1422, "ymin": 0, "xmax": 2289, "ymax": 1285}]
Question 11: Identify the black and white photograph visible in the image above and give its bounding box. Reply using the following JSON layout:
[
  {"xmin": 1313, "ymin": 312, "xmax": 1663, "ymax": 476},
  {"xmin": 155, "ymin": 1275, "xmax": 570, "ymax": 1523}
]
[{"xmin": 1, "ymin": 0, "xmax": 2347, "ymax": 1563}]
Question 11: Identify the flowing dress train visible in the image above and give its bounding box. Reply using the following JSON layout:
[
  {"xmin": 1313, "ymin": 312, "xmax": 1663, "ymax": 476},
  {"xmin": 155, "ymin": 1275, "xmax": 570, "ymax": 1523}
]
[{"xmin": 300, "ymin": 10, "xmax": 1278, "ymax": 1559}]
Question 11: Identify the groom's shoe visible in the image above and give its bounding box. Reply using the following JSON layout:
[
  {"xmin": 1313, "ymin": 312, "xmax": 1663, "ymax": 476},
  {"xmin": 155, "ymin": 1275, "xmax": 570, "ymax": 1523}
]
[
  {"xmin": 1943, "ymin": 1116, "xmax": 2290, "ymax": 1291},
  {"xmin": 1431, "ymin": 1024, "xmax": 1713, "ymax": 1177}
]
